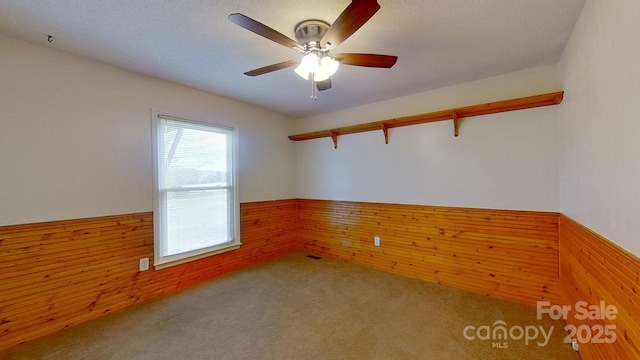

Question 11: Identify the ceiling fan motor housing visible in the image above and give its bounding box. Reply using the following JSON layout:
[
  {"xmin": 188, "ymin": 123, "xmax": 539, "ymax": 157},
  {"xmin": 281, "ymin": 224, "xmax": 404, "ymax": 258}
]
[{"xmin": 294, "ymin": 20, "xmax": 331, "ymax": 48}]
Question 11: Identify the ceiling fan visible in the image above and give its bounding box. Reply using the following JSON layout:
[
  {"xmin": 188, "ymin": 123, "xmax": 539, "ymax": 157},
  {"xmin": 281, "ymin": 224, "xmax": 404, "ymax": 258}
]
[{"xmin": 228, "ymin": 0, "xmax": 398, "ymax": 99}]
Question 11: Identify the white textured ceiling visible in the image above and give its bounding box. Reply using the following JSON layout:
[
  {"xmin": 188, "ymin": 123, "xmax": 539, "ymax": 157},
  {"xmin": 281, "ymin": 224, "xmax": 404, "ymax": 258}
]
[{"xmin": 0, "ymin": 0, "xmax": 585, "ymax": 118}]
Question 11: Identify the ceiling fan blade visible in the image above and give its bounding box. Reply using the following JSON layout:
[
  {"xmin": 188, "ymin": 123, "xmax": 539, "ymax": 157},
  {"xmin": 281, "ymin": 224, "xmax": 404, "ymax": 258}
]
[
  {"xmin": 333, "ymin": 53, "xmax": 397, "ymax": 68},
  {"xmin": 244, "ymin": 60, "xmax": 299, "ymax": 76},
  {"xmin": 321, "ymin": 0, "xmax": 380, "ymax": 49},
  {"xmin": 316, "ymin": 79, "xmax": 332, "ymax": 91},
  {"xmin": 229, "ymin": 13, "xmax": 303, "ymax": 51}
]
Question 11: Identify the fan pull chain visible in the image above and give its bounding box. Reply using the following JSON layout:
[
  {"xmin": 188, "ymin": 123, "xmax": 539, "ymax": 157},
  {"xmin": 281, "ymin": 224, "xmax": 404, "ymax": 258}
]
[{"xmin": 310, "ymin": 72, "xmax": 317, "ymax": 100}]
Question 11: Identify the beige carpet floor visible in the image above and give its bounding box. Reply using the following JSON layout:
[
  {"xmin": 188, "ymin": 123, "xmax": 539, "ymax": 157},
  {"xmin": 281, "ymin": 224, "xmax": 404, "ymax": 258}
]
[{"xmin": 1, "ymin": 252, "xmax": 578, "ymax": 360}]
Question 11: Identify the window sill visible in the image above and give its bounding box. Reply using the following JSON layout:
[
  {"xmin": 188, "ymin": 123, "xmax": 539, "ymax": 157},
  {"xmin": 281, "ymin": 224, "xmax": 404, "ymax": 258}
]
[{"xmin": 153, "ymin": 242, "xmax": 241, "ymax": 270}]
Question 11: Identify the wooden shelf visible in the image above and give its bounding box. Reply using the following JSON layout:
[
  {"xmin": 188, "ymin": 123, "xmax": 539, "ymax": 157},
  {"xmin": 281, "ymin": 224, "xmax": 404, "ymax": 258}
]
[{"xmin": 288, "ymin": 91, "xmax": 564, "ymax": 148}]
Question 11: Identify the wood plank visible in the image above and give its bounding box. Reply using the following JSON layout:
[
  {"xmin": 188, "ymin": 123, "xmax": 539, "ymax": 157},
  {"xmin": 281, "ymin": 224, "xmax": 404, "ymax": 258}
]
[
  {"xmin": 558, "ymin": 215, "xmax": 640, "ymax": 360},
  {"xmin": 288, "ymin": 92, "xmax": 564, "ymax": 145},
  {"xmin": 297, "ymin": 199, "xmax": 559, "ymax": 306},
  {"xmin": 9, "ymin": 198, "xmax": 638, "ymax": 360},
  {"xmin": 0, "ymin": 200, "xmax": 299, "ymax": 351},
  {"xmin": 301, "ymin": 242, "xmax": 557, "ymax": 304}
]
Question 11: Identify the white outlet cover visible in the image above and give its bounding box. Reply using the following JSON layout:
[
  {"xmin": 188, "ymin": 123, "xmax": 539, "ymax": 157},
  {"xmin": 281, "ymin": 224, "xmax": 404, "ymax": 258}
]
[
  {"xmin": 139, "ymin": 257, "xmax": 150, "ymax": 271},
  {"xmin": 571, "ymin": 340, "xmax": 580, "ymax": 352},
  {"xmin": 374, "ymin": 236, "xmax": 381, "ymax": 246}
]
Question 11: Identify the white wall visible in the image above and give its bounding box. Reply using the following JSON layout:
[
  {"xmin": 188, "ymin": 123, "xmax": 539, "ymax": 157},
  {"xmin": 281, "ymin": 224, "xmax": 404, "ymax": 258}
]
[
  {"xmin": 0, "ymin": 34, "xmax": 297, "ymax": 226},
  {"xmin": 558, "ymin": 0, "xmax": 640, "ymax": 256},
  {"xmin": 295, "ymin": 65, "xmax": 561, "ymax": 211}
]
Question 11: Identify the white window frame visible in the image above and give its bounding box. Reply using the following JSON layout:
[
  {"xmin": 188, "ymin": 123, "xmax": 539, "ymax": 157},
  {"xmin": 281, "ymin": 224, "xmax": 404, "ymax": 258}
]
[{"xmin": 152, "ymin": 110, "xmax": 240, "ymax": 270}]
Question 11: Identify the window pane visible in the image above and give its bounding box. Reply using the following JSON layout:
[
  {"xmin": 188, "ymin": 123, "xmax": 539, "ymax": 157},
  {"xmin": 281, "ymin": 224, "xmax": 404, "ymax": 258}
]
[
  {"xmin": 163, "ymin": 121, "xmax": 229, "ymax": 188},
  {"xmin": 163, "ymin": 189, "xmax": 230, "ymax": 256},
  {"xmin": 154, "ymin": 114, "xmax": 239, "ymax": 269}
]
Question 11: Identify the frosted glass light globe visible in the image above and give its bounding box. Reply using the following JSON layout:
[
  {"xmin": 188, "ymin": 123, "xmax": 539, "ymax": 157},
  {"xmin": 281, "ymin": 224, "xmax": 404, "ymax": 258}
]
[{"xmin": 300, "ymin": 53, "xmax": 319, "ymax": 72}]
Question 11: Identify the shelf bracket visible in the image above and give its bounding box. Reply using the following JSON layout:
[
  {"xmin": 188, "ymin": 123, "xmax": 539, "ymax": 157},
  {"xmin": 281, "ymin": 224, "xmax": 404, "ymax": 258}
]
[
  {"xmin": 453, "ymin": 112, "xmax": 461, "ymax": 137},
  {"xmin": 330, "ymin": 131, "xmax": 339, "ymax": 149},
  {"xmin": 382, "ymin": 124, "xmax": 390, "ymax": 144}
]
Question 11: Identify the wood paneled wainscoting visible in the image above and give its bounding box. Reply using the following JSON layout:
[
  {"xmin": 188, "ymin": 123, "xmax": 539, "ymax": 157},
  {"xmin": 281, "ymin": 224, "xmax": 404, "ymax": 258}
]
[
  {"xmin": 559, "ymin": 215, "xmax": 640, "ymax": 360},
  {"xmin": 298, "ymin": 199, "xmax": 560, "ymax": 307},
  {"xmin": 0, "ymin": 199, "xmax": 298, "ymax": 351}
]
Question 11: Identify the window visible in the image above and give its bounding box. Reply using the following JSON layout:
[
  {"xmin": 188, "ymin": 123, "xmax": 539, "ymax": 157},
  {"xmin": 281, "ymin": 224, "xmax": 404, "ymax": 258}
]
[{"xmin": 152, "ymin": 112, "xmax": 240, "ymax": 269}]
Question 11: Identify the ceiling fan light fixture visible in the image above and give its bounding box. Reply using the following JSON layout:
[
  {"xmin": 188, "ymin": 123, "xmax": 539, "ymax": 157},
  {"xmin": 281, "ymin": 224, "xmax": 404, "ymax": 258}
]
[
  {"xmin": 295, "ymin": 54, "xmax": 339, "ymax": 81},
  {"xmin": 322, "ymin": 56, "xmax": 339, "ymax": 75},
  {"xmin": 294, "ymin": 63, "xmax": 310, "ymax": 80},
  {"xmin": 314, "ymin": 57, "xmax": 339, "ymax": 81},
  {"xmin": 300, "ymin": 52, "xmax": 319, "ymax": 73}
]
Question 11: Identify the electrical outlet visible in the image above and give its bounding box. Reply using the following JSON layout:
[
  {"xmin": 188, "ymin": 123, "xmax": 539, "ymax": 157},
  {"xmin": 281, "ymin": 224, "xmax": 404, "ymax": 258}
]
[
  {"xmin": 571, "ymin": 339, "xmax": 580, "ymax": 352},
  {"xmin": 374, "ymin": 236, "xmax": 381, "ymax": 246},
  {"xmin": 139, "ymin": 257, "xmax": 150, "ymax": 271}
]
